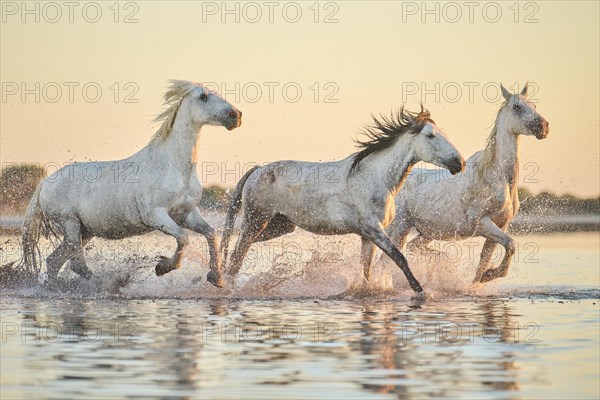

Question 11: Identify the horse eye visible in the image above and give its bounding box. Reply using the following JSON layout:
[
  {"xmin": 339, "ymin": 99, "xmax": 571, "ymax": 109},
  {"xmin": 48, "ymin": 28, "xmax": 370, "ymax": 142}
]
[
  {"xmin": 199, "ymin": 93, "xmax": 208, "ymax": 102},
  {"xmin": 512, "ymin": 104, "xmax": 521, "ymax": 111}
]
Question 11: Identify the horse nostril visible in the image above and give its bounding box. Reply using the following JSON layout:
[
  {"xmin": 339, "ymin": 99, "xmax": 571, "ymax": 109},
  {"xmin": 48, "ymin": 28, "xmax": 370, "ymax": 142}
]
[{"xmin": 229, "ymin": 110, "xmax": 240, "ymax": 118}]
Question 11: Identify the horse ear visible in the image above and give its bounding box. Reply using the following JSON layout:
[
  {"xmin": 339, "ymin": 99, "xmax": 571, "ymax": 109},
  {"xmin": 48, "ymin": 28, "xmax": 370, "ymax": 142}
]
[
  {"xmin": 500, "ymin": 83, "xmax": 511, "ymax": 100},
  {"xmin": 520, "ymin": 82, "xmax": 529, "ymax": 96}
]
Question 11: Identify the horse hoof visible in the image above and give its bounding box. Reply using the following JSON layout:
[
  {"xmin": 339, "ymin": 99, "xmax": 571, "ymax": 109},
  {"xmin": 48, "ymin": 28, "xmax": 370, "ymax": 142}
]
[
  {"xmin": 411, "ymin": 291, "xmax": 428, "ymax": 301},
  {"xmin": 479, "ymin": 270, "xmax": 497, "ymax": 283},
  {"xmin": 70, "ymin": 264, "xmax": 93, "ymax": 280},
  {"xmin": 206, "ymin": 270, "xmax": 223, "ymax": 288},
  {"xmin": 77, "ymin": 269, "xmax": 93, "ymax": 280},
  {"xmin": 43, "ymin": 278, "xmax": 59, "ymax": 290},
  {"xmin": 155, "ymin": 257, "xmax": 173, "ymax": 277}
]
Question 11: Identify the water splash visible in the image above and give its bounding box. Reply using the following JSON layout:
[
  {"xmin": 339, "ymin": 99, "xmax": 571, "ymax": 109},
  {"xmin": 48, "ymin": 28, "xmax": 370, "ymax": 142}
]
[{"xmin": 2, "ymin": 231, "xmax": 598, "ymax": 301}]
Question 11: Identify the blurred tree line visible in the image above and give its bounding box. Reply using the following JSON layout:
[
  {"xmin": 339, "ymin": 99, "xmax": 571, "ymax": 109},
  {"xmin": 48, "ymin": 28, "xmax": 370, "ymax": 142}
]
[
  {"xmin": 1, "ymin": 164, "xmax": 598, "ymax": 215},
  {"xmin": 517, "ymin": 187, "xmax": 599, "ymax": 215},
  {"xmin": 0, "ymin": 164, "xmax": 46, "ymax": 214},
  {"xmin": 0, "ymin": 163, "xmax": 232, "ymax": 214}
]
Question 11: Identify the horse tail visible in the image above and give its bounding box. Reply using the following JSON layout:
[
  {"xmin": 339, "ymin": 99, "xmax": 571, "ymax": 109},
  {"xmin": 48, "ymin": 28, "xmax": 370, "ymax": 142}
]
[
  {"xmin": 19, "ymin": 182, "xmax": 49, "ymax": 277},
  {"xmin": 221, "ymin": 166, "xmax": 260, "ymax": 263}
]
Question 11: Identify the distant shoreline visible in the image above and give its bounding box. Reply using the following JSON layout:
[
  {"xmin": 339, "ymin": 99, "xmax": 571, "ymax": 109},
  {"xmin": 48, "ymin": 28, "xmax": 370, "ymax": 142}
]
[{"xmin": 2, "ymin": 213, "xmax": 598, "ymax": 236}]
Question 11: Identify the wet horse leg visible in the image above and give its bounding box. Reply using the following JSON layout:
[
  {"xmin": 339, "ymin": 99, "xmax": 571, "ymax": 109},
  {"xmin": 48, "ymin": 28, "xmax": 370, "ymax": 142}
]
[
  {"xmin": 473, "ymin": 239, "xmax": 498, "ymax": 283},
  {"xmin": 46, "ymin": 241, "xmax": 71, "ymax": 282},
  {"xmin": 46, "ymin": 219, "xmax": 92, "ymax": 281},
  {"xmin": 254, "ymin": 214, "xmax": 296, "ymax": 243},
  {"xmin": 68, "ymin": 235, "xmax": 93, "ymax": 279},
  {"xmin": 407, "ymin": 234, "xmax": 432, "ymax": 251},
  {"xmin": 362, "ymin": 224, "xmax": 424, "ymax": 294},
  {"xmin": 226, "ymin": 211, "xmax": 271, "ymax": 277},
  {"xmin": 476, "ymin": 218, "xmax": 516, "ymax": 283},
  {"xmin": 150, "ymin": 208, "xmax": 189, "ymax": 277},
  {"xmin": 183, "ymin": 207, "xmax": 223, "ymax": 288},
  {"xmin": 360, "ymin": 238, "xmax": 377, "ymax": 281}
]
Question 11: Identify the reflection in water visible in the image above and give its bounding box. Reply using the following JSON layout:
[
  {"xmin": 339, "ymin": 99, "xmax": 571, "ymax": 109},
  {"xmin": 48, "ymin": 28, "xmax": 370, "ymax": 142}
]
[
  {"xmin": 356, "ymin": 301, "xmax": 523, "ymax": 398},
  {"xmin": 2, "ymin": 297, "xmax": 598, "ymax": 399}
]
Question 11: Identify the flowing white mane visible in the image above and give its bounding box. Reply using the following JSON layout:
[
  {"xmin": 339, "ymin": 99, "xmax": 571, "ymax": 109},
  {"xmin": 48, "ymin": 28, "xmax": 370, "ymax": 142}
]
[{"xmin": 151, "ymin": 80, "xmax": 202, "ymax": 143}]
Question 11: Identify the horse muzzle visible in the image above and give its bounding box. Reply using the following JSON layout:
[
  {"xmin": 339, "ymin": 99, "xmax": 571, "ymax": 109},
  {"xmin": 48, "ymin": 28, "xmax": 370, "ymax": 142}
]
[
  {"xmin": 448, "ymin": 156, "xmax": 466, "ymax": 175},
  {"xmin": 535, "ymin": 120, "xmax": 549, "ymax": 140},
  {"xmin": 226, "ymin": 109, "xmax": 242, "ymax": 131},
  {"xmin": 531, "ymin": 118, "xmax": 549, "ymax": 140}
]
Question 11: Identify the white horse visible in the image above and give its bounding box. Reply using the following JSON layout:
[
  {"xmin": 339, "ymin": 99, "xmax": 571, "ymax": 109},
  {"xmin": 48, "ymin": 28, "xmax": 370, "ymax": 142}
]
[
  {"xmin": 386, "ymin": 84, "xmax": 549, "ymax": 283},
  {"xmin": 19, "ymin": 80, "xmax": 242, "ymax": 288},
  {"xmin": 221, "ymin": 107, "xmax": 465, "ymax": 294}
]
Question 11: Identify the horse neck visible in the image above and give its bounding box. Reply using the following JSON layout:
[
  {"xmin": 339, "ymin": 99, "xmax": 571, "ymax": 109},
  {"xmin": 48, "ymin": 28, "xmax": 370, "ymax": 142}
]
[
  {"xmin": 357, "ymin": 135, "xmax": 416, "ymax": 194},
  {"xmin": 479, "ymin": 113, "xmax": 520, "ymax": 189},
  {"xmin": 152, "ymin": 108, "xmax": 203, "ymax": 173}
]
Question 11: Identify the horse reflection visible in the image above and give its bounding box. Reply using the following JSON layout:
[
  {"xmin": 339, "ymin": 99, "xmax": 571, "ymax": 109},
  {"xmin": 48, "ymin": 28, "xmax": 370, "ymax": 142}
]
[{"xmin": 357, "ymin": 300, "xmax": 522, "ymax": 398}]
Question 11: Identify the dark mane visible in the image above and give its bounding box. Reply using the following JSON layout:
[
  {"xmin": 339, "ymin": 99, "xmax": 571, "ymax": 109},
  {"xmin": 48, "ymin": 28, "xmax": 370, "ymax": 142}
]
[{"xmin": 350, "ymin": 106, "xmax": 434, "ymax": 173}]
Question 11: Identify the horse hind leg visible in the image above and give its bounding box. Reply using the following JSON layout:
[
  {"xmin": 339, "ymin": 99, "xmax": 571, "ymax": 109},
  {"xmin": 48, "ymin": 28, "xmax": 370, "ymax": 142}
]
[
  {"xmin": 68, "ymin": 236, "xmax": 93, "ymax": 279},
  {"xmin": 360, "ymin": 238, "xmax": 377, "ymax": 282},
  {"xmin": 407, "ymin": 233, "xmax": 432, "ymax": 251},
  {"xmin": 476, "ymin": 219, "xmax": 515, "ymax": 283},
  {"xmin": 386, "ymin": 218, "xmax": 412, "ymax": 253},
  {"xmin": 46, "ymin": 241, "xmax": 72, "ymax": 282},
  {"xmin": 46, "ymin": 220, "xmax": 92, "ymax": 281},
  {"xmin": 473, "ymin": 239, "xmax": 498, "ymax": 283},
  {"xmin": 255, "ymin": 214, "xmax": 296, "ymax": 243},
  {"xmin": 226, "ymin": 212, "xmax": 271, "ymax": 277}
]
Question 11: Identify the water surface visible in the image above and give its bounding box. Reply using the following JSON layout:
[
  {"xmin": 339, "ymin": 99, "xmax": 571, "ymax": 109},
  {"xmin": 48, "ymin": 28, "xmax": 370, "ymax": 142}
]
[{"xmin": 1, "ymin": 232, "xmax": 598, "ymax": 399}]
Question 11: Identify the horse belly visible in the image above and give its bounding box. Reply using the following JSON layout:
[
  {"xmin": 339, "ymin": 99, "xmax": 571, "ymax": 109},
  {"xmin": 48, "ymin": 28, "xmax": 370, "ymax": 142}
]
[
  {"xmin": 407, "ymin": 192, "xmax": 472, "ymax": 240},
  {"xmin": 77, "ymin": 199, "xmax": 149, "ymax": 239},
  {"xmin": 277, "ymin": 195, "xmax": 353, "ymax": 235},
  {"xmin": 413, "ymin": 211, "xmax": 472, "ymax": 240}
]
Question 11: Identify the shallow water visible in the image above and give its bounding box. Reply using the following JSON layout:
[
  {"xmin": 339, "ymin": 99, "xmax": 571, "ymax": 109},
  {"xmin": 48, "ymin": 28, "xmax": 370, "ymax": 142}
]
[{"xmin": 1, "ymin": 232, "xmax": 599, "ymax": 399}]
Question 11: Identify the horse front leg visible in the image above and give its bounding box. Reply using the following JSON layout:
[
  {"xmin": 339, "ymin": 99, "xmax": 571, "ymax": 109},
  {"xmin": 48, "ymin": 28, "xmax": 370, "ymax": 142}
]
[
  {"xmin": 183, "ymin": 208, "xmax": 223, "ymax": 288},
  {"xmin": 362, "ymin": 224, "xmax": 423, "ymax": 294},
  {"xmin": 150, "ymin": 208, "xmax": 189, "ymax": 277},
  {"xmin": 380, "ymin": 218, "xmax": 411, "ymax": 267},
  {"xmin": 475, "ymin": 218, "xmax": 516, "ymax": 283}
]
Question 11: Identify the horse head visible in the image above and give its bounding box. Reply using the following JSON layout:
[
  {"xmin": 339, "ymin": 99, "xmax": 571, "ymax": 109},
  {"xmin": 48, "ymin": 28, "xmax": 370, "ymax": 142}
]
[
  {"xmin": 500, "ymin": 83, "xmax": 549, "ymax": 140},
  {"xmin": 407, "ymin": 106, "xmax": 466, "ymax": 175},
  {"xmin": 184, "ymin": 83, "xmax": 242, "ymax": 131}
]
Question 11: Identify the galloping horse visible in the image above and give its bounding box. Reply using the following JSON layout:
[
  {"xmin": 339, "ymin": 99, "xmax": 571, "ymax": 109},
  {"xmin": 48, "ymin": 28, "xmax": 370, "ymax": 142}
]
[
  {"xmin": 386, "ymin": 84, "xmax": 549, "ymax": 283},
  {"xmin": 221, "ymin": 107, "xmax": 465, "ymax": 294},
  {"xmin": 20, "ymin": 80, "xmax": 242, "ymax": 288}
]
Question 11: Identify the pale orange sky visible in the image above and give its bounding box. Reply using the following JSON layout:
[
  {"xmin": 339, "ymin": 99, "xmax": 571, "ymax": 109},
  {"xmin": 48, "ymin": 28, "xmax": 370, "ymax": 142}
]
[{"xmin": 1, "ymin": 1, "xmax": 599, "ymax": 197}]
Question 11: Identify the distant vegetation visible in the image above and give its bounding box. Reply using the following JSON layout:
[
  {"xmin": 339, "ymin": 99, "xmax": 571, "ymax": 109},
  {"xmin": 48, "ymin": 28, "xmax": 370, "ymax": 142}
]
[
  {"xmin": 199, "ymin": 185, "xmax": 231, "ymax": 212},
  {"xmin": 1, "ymin": 164, "xmax": 598, "ymax": 216},
  {"xmin": 0, "ymin": 164, "xmax": 46, "ymax": 215},
  {"xmin": 517, "ymin": 188, "xmax": 599, "ymax": 215},
  {"xmin": 0, "ymin": 163, "xmax": 231, "ymax": 215}
]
